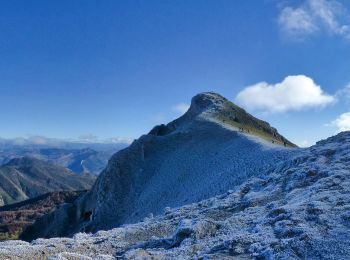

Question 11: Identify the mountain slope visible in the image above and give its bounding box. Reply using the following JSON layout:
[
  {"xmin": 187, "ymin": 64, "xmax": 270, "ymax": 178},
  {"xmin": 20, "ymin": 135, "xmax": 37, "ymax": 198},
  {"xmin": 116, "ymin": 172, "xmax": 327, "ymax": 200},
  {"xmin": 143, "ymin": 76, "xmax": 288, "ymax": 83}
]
[
  {"xmin": 0, "ymin": 157, "xmax": 95, "ymax": 205},
  {"xmin": 0, "ymin": 147, "xmax": 122, "ymax": 175},
  {"xmin": 21, "ymin": 92, "xmax": 298, "ymax": 239},
  {"xmin": 0, "ymin": 191, "xmax": 85, "ymax": 241},
  {"xmin": 1, "ymin": 131, "xmax": 350, "ymax": 259}
]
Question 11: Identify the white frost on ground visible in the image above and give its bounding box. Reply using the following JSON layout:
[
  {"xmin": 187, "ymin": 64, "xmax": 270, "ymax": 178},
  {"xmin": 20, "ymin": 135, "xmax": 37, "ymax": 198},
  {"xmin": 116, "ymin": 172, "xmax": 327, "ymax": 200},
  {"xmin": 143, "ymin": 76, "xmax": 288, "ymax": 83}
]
[{"xmin": 1, "ymin": 131, "xmax": 350, "ymax": 259}]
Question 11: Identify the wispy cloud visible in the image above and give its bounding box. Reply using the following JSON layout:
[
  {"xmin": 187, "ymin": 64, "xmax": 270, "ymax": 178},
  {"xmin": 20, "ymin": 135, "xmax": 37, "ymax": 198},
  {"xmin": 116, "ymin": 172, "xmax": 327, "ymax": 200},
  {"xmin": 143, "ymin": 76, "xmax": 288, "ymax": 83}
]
[
  {"xmin": 78, "ymin": 134, "xmax": 99, "ymax": 143},
  {"xmin": 235, "ymin": 75, "xmax": 335, "ymax": 113},
  {"xmin": 0, "ymin": 136, "xmax": 65, "ymax": 146},
  {"xmin": 0, "ymin": 135, "xmax": 132, "ymax": 146},
  {"xmin": 331, "ymin": 112, "xmax": 350, "ymax": 132},
  {"xmin": 172, "ymin": 103, "xmax": 190, "ymax": 115},
  {"xmin": 104, "ymin": 137, "xmax": 134, "ymax": 144},
  {"xmin": 297, "ymin": 139, "xmax": 311, "ymax": 148},
  {"xmin": 78, "ymin": 134, "xmax": 133, "ymax": 144},
  {"xmin": 278, "ymin": 0, "xmax": 350, "ymax": 40},
  {"xmin": 335, "ymin": 82, "xmax": 350, "ymax": 101}
]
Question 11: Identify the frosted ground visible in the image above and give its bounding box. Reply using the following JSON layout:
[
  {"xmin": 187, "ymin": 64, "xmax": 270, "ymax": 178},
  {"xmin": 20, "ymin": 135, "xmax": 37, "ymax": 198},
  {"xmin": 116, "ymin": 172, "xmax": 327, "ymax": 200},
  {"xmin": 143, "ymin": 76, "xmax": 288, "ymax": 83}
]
[{"xmin": 0, "ymin": 131, "xmax": 349, "ymax": 259}]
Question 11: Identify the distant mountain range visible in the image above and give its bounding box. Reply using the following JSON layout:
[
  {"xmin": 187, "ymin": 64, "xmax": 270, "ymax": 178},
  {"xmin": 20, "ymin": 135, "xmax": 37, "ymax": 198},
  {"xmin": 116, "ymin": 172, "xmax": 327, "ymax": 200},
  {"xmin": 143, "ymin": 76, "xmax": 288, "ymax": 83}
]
[
  {"xmin": 0, "ymin": 157, "xmax": 96, "ymax": 205},
  {"xmin": 0, "ymin": 142, "xmax": 127, "ymax": 175},
  {"xmin": 0, "ymin": 140, "xmax": 126, "ymax": 237}
]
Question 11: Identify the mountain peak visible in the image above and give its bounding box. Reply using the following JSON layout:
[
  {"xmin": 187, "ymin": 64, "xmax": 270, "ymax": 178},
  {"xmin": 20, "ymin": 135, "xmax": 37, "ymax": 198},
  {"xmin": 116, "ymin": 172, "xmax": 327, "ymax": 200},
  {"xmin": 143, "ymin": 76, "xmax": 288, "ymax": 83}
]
[
  {"xmin": 23, "ymin": 92, "xmax": 298, "ymax": 240},
  {"xmin": 150, "ymin": 92, "xmax": 296, "ymax": 147},
  {"xmin": 148, "ymin": 92, "xmax": 226, "ymax": 136},
  {"xmin": 189, "ymin": 92, "xmax": 226, "ymax": 114}
]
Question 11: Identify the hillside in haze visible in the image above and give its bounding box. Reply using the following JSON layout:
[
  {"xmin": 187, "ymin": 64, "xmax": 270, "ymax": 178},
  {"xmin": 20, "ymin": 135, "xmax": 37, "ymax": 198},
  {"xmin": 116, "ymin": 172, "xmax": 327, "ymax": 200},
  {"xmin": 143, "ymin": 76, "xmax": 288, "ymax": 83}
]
[
  {"xmin": 21, "ymin": 92, "xmax": 298, "ymax": 239},
  {"xmin": 0, "ymin": 144, "xmax": 126, "ymax": 175},
  {"xmin": 0, "ymin": 157, "xmax": 95, "ymax": 205}
]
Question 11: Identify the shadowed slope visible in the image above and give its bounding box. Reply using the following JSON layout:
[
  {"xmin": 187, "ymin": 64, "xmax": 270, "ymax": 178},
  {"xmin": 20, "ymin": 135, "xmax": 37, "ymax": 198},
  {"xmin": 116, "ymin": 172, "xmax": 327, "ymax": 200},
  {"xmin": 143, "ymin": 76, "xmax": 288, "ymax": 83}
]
[{"xmin": 0, "ymin": 191, "xmax": 85, "ymax": 241}]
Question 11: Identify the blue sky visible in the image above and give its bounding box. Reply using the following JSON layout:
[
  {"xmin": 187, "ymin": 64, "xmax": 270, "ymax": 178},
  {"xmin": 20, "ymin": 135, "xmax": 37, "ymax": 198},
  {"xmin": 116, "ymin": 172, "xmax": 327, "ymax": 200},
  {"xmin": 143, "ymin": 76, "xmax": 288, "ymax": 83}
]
[{"xmin": 0, "ymin": 0, "xmax": 350, "ymax": 146}]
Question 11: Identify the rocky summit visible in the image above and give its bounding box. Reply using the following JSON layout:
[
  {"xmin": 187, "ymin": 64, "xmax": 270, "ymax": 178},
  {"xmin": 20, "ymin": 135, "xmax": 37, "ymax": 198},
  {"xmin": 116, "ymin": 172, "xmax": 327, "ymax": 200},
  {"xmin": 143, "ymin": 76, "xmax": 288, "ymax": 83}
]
[{"xmin": 20, "ymin": 92, "xmax": 297, "ymax": 241}]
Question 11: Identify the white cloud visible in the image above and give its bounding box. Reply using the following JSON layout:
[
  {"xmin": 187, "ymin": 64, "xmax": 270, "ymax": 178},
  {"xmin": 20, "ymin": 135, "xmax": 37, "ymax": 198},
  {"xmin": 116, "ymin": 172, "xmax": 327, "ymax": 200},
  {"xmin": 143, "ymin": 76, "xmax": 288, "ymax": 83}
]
[
  {"xmin": 235, "ymin": 75, "xmax": 335, "ymax": 113},
  {"xmin": 278, "ymin": 0, "xmax": 350, "ymax": 40},
  {"xmin": 172, "ymin": 103, "xmax": 190, "ymax": 115},
  {"xmin": 104, "ymin": 136, "xmax": 134, "ymax": 144},
  {"xmin": 335, "ymin": 83, "xmax": 350, "ymax": 101},
  {"xmin": 279, "ymin": 6, "xmax": 318, "ymax": 37},
  {"xmin": 78, "ymin": 134, "xmax": 132, "ymax": 144},
  {"xmin": 297, "ymin": 139, "xmax": 311, "ymax": 147},
  {"xmin": 331, "ymin": 112, "xmax": 350, "ymax": 132},
  {"xmin": 78, "ymin": 134, "xmax": 99, "ymax": 143}
]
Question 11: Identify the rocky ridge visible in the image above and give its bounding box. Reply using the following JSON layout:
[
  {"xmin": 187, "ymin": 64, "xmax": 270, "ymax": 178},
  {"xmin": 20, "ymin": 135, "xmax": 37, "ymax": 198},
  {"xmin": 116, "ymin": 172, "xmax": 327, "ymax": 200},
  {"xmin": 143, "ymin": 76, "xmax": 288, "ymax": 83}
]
[{"xmin": 20, "ymin": 92, "xmax": 297, "ymax": 240}]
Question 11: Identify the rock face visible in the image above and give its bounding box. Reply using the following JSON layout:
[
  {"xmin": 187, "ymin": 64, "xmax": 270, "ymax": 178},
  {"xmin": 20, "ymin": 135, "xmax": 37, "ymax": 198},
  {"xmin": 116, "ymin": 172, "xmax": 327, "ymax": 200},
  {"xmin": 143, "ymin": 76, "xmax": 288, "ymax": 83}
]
[
  {"xmin": 21, "ymin": 92, "xmax": 297, "ymax": 240},
  {"xmin": 0, "ymin": 157, "xmax": 96, "ymax": 205},
  {"xmin": 1, "ymin": 131, "xmax": 350, "ymax": 259}
]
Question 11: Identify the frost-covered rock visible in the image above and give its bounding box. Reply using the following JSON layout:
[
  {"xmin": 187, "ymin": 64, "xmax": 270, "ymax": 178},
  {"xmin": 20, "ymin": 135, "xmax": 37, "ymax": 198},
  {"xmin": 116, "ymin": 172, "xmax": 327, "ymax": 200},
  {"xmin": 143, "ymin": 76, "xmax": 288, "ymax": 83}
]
[
  {"xmin": 1, "ymin": 131, "xmax": 350, "ymax": 259},
  {"xmin": 20, "ymin": 92, "xmax": 296, "ymax": 240}
]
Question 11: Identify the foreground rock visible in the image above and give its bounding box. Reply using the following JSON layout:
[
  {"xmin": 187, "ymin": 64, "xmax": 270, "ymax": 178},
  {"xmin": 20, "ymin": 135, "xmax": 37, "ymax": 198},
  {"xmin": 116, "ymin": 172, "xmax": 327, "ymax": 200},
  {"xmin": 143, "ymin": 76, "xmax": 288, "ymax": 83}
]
[
  {"xmin": 22, "ymin": 92, "xmax": 296, "ymax": 239},
  {"xmin": 0, "ymin": 132, "xmax": 350, "ymax": 259}
]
